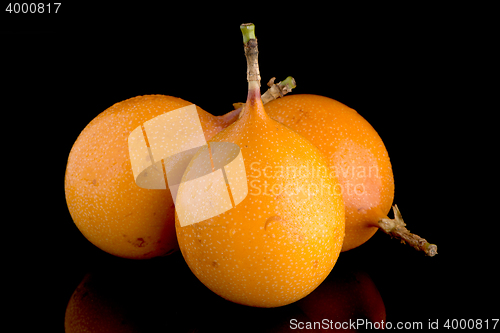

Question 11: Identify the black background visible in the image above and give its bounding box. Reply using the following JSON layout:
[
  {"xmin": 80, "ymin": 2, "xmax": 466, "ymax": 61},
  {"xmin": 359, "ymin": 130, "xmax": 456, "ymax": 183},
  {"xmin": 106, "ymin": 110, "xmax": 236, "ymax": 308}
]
[{"xmin": 3, "ymin": 3, "xmax": 496, "ymax": 331}]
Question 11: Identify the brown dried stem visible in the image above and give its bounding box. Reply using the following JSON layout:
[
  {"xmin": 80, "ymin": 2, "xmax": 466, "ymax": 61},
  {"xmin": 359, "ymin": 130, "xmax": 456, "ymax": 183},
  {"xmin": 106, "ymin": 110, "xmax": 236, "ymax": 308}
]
[{"xmin": 378, "ymin": 205, "xmax": 438, "ymax": 256}]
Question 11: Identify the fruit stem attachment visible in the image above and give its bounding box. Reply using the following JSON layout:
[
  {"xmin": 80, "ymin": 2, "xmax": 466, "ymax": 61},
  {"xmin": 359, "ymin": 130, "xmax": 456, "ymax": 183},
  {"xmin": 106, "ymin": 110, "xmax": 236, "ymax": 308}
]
[
  {"xmin": 232, "ymin": 76, "xmax": 297, "ymax": 111},
  {"xmin": 378, "ymin": 205, "xmax": 438, "ymax": 257},
  {"xmin": 241, "ymin": 23, "xmax": 261, "ymax": 86}
]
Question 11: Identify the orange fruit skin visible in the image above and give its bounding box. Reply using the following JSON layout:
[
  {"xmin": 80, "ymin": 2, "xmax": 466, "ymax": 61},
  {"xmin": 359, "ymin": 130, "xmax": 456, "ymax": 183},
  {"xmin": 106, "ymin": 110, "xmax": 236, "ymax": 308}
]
[
  {"xmin": 65, "ymin": 95, "xmax": 229, "ymax": 259},
  {"xmin": 175, "ymin": 94, "xmax": 345, "ymax": 308},
  {"xmin": 264, "ymin": 94, "xmax": 394, "ymax": 251}
]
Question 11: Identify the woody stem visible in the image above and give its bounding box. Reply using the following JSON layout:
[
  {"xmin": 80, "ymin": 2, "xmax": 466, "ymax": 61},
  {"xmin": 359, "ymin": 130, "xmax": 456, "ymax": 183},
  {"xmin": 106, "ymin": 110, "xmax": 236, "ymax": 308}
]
[{"xmin": 378, "ymin": 205, "xmax": 438, "ymax": 256}]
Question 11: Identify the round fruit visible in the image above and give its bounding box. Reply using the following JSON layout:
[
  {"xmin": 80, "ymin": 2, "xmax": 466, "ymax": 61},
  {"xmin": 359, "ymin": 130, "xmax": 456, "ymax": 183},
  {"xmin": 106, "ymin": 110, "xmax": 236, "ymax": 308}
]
[
  {"xmin": 264, "ymin": 94, "xmax": 436, "ymax": 256},
  {"xmin": 65, "ymin": 95, "xmax": 235, "ymax": 259},
  {"xmin": 264, "ymin": 94, "xmax": 393, "ymax": 251},
  {"xmin": 175, "ymin": 24, "xmax": 345, "ymax": 307}
]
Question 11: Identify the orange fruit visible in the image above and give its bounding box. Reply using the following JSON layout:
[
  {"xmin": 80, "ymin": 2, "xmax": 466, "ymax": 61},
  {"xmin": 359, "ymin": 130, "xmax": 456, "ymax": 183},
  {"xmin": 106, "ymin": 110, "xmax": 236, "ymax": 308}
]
[
  {"xmin": 64, "ymin": 95, "xmax": 236, "ymax": 259},
  {"xmin": 264, "ymin": 94, "xmax": 394, "ymax": 251},
  {"xmin": 175, "ymin": 24, "xmax": 345, "ymax": 308}
]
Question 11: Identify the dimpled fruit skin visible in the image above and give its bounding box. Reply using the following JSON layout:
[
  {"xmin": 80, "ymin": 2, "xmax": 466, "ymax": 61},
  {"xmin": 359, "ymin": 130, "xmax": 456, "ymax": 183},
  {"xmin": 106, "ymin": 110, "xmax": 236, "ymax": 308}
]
[
  {"xmin": 175, "ymin": 96, "xmax": 345, "ymax": 308},
  {"xmin": 65, "ymin": 95, "xmax": 223, "ymax": 259},
  {"xmin": 264, "ymin": 94, "xmax": 394, "ymax": 251}
]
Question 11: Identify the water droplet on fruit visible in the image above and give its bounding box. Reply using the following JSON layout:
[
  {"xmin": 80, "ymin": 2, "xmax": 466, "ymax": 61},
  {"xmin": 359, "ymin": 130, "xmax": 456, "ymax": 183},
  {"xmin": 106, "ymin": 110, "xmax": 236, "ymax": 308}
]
[{"xmin": 229, "ymin": 228, "xmax": 236, "ymax": 237}]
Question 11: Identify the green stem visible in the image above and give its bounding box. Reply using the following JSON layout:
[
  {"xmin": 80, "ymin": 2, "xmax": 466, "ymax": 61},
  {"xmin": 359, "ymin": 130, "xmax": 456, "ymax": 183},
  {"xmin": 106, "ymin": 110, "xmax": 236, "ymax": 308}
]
[
  {"xmin": 240, "ymin": 23, "xmax": 256, "ymax": 44},
  {"xmin": 280, "ymin": 76, "xmax": 297, "ymax": 90},
  {"xmin": 240, "ymin": 23, "xmax": 260, "ymax": 85},
  {"xmin": 261, "ymin": 76, "xmax": 296, "ymax": 104}
]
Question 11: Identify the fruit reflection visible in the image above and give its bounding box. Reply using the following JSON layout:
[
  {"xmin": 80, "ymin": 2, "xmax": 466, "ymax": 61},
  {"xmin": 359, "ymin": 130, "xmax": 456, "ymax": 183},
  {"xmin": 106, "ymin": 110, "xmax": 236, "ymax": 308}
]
[
  {"xmin": 64, "ymin": 253, "xmax": 206, "ymax": 333},
  {"xmin": 296, "ymin": 266, "xmax": 386, "ymax": 332},
  {"xmin": 65, "ymin": 253, "xmax": 385, "ymax": 332}
]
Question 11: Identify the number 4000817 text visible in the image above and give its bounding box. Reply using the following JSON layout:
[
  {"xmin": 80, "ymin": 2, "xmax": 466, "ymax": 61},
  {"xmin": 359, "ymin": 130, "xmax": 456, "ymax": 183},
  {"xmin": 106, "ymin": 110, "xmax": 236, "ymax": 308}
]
[{"xmin": 5, "ymin": 3, "xmax": 61, "ymax": 13}]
